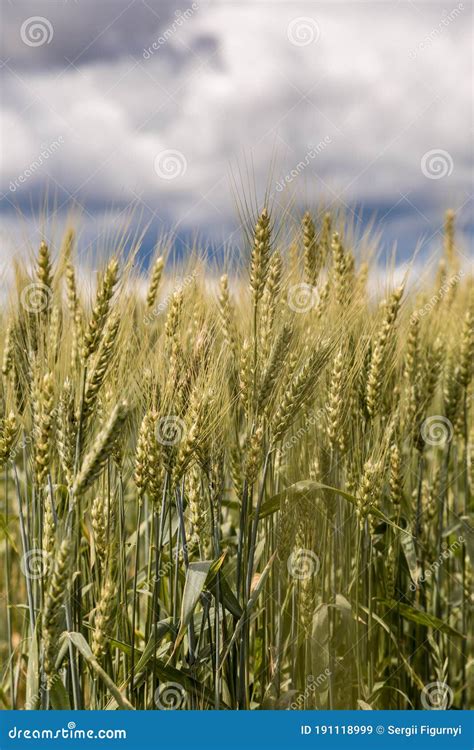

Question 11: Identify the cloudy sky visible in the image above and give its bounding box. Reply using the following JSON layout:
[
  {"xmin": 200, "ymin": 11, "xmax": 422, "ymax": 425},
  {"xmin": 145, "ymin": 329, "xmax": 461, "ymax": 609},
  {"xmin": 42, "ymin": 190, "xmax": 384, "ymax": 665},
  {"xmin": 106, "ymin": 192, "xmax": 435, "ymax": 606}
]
[{"xmin": 0, "ymin": 0, "xmax": 472, "ymax": 266}]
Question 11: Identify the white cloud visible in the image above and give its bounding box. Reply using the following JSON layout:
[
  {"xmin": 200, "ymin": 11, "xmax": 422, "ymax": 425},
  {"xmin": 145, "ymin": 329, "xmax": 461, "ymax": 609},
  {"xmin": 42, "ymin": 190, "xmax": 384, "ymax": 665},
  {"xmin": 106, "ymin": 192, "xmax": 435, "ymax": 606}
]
[{"xmin": 0, "ymin": 1, "xmax": 472, "ymax": 261}]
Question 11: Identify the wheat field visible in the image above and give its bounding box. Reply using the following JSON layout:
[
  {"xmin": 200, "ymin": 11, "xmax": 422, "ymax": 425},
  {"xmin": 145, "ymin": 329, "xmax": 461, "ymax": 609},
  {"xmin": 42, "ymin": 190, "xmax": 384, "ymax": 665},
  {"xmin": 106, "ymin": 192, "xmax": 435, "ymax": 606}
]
[{"xmin": 0, "ymin": 207, "xmax": 472, "ymax": 711}]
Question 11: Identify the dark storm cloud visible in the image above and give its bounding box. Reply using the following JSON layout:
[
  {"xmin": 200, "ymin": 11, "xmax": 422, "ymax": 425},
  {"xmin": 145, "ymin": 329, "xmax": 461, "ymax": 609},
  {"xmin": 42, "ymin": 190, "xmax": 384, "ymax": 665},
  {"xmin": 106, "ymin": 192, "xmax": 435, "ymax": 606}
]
[
  {"xmin": 0, "ymin": 0, "xmax": 471, "ymax": 268},
  {"xmin": 1, "ymin": 0, "xmax": 182, "ymax": 70}
]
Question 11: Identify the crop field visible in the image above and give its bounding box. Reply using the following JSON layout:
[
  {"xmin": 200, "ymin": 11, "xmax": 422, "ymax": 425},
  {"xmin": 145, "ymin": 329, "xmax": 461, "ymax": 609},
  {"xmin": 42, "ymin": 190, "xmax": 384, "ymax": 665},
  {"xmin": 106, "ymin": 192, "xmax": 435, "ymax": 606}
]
[{"xmin": 0, "ymin": 208, "xmax": 472, "ymax": 711}]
